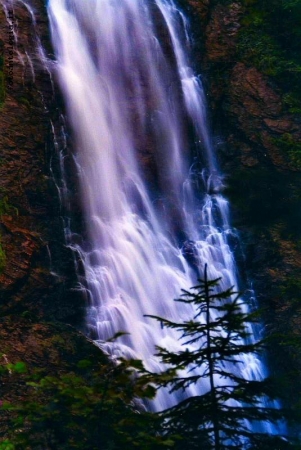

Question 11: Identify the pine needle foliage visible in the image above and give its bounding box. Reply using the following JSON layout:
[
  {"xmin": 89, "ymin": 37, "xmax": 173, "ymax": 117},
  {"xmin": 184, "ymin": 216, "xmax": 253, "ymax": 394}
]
[{"xmin": 146, "ymin": 265, "xmax": 288, "ymax": 450}]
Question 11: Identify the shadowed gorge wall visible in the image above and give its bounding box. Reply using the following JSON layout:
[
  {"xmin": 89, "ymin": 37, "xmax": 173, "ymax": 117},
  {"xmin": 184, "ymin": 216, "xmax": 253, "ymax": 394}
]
[
  {"xmin": 0, "ymin": 0, "xmax": 300, "ymax": 434},
  {"xmin": 0, "ymin": 0, "xmax": 82, "ymax": 323},
  {"xmin": 0, "ymin": 1, "xmax": 98, "ymax": 439},
  {"xmin": 185, "ymin": 0, "xmax": 301, "ymax": 413}
]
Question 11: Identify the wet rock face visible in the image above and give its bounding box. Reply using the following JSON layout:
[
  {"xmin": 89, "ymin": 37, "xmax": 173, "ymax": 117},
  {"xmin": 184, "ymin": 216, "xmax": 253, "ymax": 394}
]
[
  {"xmin": 0, "ymin": 317, "xmax": 104, "ymax": 375},
  {"xmin": 0, "ymin": 0, "xmax": 82, "ymax": 324},
  {"xmin": 184, "ymin": 1, "xmax": 301, "ymax": 172},
  {"xmin": 186, "ymin": 0, "xmax": 209, "ymax": 23},
  {"xmin": 186, "ymin": 0, "xmax": 301, "ymax": 239},
  {"xmin": 225, "ymin": 63, "xmax": 300, "ymax": 169},
  {"xmin": 0, "ymin": 6, "xmax": 101, "ymax": 433},
  {"xmin": 205, "ymin": 2, "xmax": 243, "ymax": 63},
  {"xmin": 187, "ymin": 0, "xmax": 301, "ymax": 405}
]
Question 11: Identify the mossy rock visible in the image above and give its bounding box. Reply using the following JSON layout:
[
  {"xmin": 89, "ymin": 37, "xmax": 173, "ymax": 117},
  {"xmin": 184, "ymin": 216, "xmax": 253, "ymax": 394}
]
[
  {"xmin": 0, "ymin": 317, "xmax": 106, "ymax": 370},
  {"xmin": 225, "ymin": 167, "xmax": 301, "ymax": 235}
]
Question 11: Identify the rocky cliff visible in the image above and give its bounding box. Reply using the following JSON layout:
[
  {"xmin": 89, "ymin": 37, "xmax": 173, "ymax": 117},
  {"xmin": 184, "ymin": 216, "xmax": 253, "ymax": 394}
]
[
  {"xmin": 0, "ymin": 0, "xmax": 300, "ymax": 432},
  {"xmin": 0, "ymin": 0, "xmax": 92, "ymax": 434},
  {"xmin": 0, "ymin": 0, "xmax": 84, "ymax": 323},
  {"xmin": 186, "ymin": 0, "xmax": 301, "ymax": 412}
]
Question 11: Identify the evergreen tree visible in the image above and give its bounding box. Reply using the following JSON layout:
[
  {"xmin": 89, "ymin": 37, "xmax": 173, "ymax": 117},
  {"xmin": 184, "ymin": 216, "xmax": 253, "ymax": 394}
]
[{"xmin": 147, "ymin": 265, "xmax": 288, "ymax": 449}]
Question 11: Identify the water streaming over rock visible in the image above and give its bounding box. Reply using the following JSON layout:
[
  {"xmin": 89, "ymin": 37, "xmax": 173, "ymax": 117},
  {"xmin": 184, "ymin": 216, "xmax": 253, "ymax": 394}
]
[{"xmin": 47, "ymin": 0, "xmax": 273, "ymax": 417}]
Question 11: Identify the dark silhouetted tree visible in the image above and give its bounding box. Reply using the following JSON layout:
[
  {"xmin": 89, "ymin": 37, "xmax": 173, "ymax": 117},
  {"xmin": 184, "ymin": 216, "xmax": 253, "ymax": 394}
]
[{"xmin": 147, "ymin": 265, "xmax": 290, "ymax": 449}]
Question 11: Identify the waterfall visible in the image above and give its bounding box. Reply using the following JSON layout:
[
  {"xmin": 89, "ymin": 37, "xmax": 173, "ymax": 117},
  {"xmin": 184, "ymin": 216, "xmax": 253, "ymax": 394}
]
[{"xmin": 48, "ymin": 0, "xmax": 268, "ymax": 414}]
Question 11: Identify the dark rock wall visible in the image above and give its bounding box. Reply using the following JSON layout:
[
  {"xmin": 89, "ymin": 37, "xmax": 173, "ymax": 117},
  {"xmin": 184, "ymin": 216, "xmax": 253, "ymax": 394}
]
[
  {"xmin": 0, "ymin": 1, "xmax": 96, "ymax": 435},
  {"xmin": 0, "ymin": 0, "xmax": 300, "ymax": 423},
  {"xmin": 0, "ymin": 0, "xmax": 83, "ymax": 324},
  {"xmin": 187, "ymin": 0, "xmax": 301, "ymax": 409}
]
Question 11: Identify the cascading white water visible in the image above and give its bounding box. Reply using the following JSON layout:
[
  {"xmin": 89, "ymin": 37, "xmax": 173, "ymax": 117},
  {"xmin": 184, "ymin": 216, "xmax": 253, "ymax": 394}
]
[{"xmin": 47, "ymin": 0, "xmax": 270, "ymax": 416}]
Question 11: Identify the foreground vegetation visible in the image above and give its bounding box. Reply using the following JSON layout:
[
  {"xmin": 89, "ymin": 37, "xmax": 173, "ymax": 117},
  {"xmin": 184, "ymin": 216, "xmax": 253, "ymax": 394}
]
[{"xmin": 0, "ymin": 267, "xmax": 298, "ymax": 449}]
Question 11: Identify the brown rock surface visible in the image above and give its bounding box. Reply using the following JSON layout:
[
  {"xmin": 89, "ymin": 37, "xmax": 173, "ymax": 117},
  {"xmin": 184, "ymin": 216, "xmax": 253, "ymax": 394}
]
[
  {"xmin": 186, "ymin": 0, "xmax": 301, "ymax": 406},
  {"xmin": 205, "ymin": 3, "xmax": 243, "ymax": 62},
  {"xmin": 225, "ymin": 63, "xmax": 300, "ymax": 169},
  {"xmin": 185, "ymin": 1, "xmax": 301, "ymax": 174},
  {"xmin": 0, "ymin": 317, "xmax": 103, "ymax": 374},
  {"xmin": 187, "ymin": 0, "xmax": 210, "ymax": 24},
  {"xmin": 0, "ymin": 1, "xmax": 81, "ymax": 322}
]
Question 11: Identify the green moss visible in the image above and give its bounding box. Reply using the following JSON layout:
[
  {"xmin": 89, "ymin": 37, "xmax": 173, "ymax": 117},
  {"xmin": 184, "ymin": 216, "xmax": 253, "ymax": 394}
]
[
  {"xmin": 237, "ymin": 0, "xmax": 301, "ymax": 105},
  {"xmin": 0, "ymin": 51, "xmax": 5, "ymax": 108},
  {"xmin": 0, "ymin": 196, "xmax": 19, "ymax": 274},
  {"xmin": 18, "ymin": 97, "xmax": 30, "ymax": 108},
  {"xmin": 283, "ymin": 93, "xmax": 301, "ymax": 114},
  {"xmin": 0, "ymin": 440, "xmax": 14, "ymax": 450},
  {"xmin": 0, "ymin": 196, "xmax": 18, "ymax": 217},
  {"xmin": 225, "ymin": 168, "xmax": 301, "ymax": 236},
  {"xmin": 272, "ymin": 133, "xmax": 301, "ymax": 169},
  {"xmin": 0, "ymin": 71, "xmax": 5, "ymax": 107},
  {"xmin": 0, "ymin": 241, "xmax": 5, "ymax": 274},
  {"xmin": 237, "ymin": 29, "xmax": 283, "ymax": 76},
  {"xmin": 280, "ymin": 275, "xmax": 301, "ymax": 309}
]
